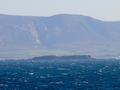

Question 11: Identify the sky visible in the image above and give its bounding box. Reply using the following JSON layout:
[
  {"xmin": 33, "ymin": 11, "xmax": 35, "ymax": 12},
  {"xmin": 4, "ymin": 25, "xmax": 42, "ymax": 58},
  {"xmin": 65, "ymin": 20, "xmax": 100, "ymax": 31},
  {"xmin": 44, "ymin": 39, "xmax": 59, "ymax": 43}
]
[{"xmin": 0, "ymin": 0, "xmax": 119, "ymax": 21}]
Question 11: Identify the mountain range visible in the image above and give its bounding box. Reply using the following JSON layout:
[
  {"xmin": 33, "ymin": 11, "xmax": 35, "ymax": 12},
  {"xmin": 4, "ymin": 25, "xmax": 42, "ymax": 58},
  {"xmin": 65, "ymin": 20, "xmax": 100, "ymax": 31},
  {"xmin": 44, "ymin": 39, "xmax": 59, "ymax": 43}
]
[{"xmin": 0, "ymin": 14, "xmax": 120, "ymax": 58}]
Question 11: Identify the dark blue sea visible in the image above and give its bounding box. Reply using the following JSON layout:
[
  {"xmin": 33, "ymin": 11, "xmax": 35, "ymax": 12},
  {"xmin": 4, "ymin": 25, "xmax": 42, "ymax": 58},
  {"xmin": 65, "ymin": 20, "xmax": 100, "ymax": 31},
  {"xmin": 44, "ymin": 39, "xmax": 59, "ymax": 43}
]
[{"xmin": 0, "ymin": 58, "xmax": 120, "ymax": 90}]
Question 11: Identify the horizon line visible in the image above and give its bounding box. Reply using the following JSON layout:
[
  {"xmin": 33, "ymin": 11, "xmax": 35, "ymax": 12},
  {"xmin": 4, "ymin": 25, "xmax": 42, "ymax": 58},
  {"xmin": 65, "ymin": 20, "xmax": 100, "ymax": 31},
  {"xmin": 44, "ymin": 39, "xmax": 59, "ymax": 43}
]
[{"xmin": 0, "ymin": 13, "xmax": 119, "ymax": 22}]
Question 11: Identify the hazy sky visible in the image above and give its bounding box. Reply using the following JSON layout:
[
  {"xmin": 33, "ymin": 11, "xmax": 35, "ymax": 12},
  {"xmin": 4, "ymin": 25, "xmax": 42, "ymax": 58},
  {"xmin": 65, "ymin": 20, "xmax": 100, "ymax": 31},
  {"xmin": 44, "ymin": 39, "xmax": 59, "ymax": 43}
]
[{"xmin": 0, "ymin": 0, "xmax": 119, "ymax": 21}]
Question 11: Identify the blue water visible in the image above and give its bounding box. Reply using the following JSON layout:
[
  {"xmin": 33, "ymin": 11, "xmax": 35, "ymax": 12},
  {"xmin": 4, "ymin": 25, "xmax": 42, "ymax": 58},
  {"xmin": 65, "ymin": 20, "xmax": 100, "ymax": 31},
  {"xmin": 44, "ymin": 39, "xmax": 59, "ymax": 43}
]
[{"xmin": 0, "ymin": 58, "xmax": 120, "ymax": 90}]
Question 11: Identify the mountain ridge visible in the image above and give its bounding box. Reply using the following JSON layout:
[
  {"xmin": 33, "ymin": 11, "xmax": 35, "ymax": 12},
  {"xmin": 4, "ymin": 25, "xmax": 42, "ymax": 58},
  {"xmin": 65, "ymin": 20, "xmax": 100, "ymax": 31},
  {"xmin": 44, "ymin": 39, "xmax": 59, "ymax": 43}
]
[{"xmin": 0, "ymin": 14, "xmax": 120, "ymax": 58}]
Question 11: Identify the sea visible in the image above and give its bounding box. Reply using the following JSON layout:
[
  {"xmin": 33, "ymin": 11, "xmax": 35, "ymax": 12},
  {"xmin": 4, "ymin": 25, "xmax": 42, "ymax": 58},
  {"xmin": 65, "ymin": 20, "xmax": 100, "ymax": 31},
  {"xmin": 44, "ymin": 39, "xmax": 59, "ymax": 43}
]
[{"xmin": 0, "ymin": 58, "xmax": 120, "ymax": 90}]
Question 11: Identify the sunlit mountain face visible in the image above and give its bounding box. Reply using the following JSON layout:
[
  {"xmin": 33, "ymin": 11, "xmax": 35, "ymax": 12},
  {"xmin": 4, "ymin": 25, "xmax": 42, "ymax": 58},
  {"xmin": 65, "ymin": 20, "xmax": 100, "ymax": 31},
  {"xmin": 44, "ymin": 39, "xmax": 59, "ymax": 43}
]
[{"xmin": 0, "ymin": 14, "xmax": 120, "ymax": 58}]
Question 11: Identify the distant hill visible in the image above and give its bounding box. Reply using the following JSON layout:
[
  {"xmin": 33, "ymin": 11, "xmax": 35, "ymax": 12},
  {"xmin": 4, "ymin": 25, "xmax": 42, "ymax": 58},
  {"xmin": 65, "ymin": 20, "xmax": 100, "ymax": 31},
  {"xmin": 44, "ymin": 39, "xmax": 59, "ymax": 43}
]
[{"xmin": 0, "ymin": 14, "xmax": 120, "ymax": 58}]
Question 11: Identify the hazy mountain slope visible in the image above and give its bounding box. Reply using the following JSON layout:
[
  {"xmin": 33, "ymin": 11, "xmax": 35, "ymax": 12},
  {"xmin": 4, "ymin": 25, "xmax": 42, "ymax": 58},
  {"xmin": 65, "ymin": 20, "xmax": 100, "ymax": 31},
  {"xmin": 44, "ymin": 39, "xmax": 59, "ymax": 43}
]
[{"xmin": 0, "ymin": 14, "xmax": 120, "ymax": 57}]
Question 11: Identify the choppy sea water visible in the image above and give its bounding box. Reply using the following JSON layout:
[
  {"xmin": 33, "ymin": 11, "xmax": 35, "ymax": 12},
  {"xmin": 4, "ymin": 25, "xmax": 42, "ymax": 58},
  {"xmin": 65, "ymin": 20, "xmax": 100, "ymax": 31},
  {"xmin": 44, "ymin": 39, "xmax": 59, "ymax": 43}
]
[{"xmin": 0, "ymin": 58, "xmax": 120, "ymax": 90}]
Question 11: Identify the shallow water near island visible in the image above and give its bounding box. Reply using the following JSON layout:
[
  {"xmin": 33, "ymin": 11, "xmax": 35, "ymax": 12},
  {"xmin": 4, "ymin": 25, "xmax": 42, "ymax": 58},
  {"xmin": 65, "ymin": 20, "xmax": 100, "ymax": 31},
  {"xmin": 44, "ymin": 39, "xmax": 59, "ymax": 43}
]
[{"xmin": 0, "ymin": 58, "xmax": 120, "ymax": 90}]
